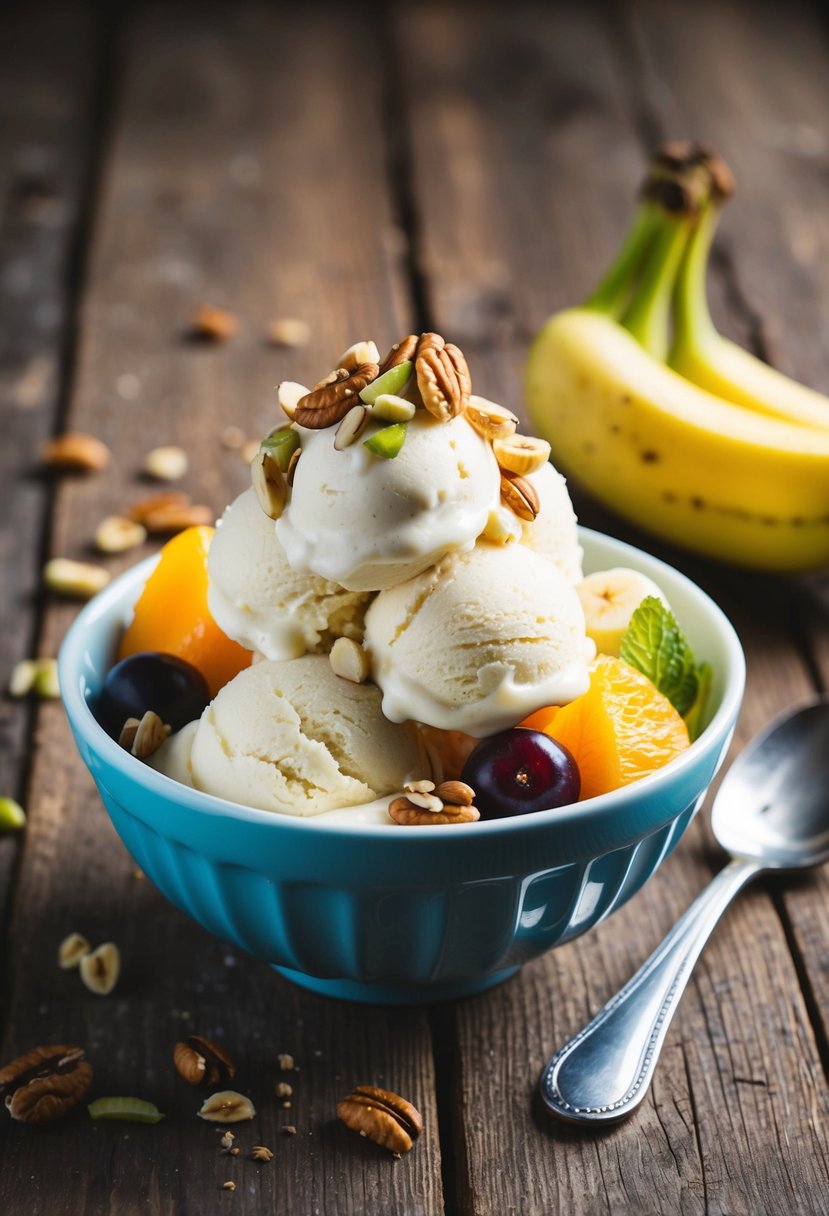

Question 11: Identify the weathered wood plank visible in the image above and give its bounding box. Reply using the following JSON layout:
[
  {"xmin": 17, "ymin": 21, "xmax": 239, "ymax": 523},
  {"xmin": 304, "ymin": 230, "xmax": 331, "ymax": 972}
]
[
  {"xmin": 0, "ymin": 5, "xmax": 439, "ymax": 1215},
  {"xmin": 398, "ymin": 1, "xmax": 829, "ymax": 1212},
  {"xmin": 0, "ymin": 1, "xmax": 101, "ymax": 979}
]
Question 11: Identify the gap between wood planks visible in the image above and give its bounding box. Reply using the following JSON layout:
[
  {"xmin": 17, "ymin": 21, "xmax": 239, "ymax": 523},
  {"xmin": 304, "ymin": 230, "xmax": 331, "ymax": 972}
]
[
  {"xmin": 0, "ymin": 6, "xmax": 123, "ymax": 1046},
  {"xmin": 617, "ymin": 0, "xmax": 829, "ymax": 1102}
]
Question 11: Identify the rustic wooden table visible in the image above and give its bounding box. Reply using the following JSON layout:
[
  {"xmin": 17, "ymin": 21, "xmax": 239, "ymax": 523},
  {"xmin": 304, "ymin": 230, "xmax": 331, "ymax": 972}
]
[{"xmin": 2, "ymin": 1, "xmax": 829, "ymax": 1212}]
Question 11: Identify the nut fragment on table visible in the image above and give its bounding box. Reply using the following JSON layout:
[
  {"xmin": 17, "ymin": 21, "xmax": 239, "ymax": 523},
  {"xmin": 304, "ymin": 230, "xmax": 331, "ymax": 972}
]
[
  {"xmin": 250, "ymin": 1145, "xmax": 274, "ymax": 1162},
  {"xmin": 58, "ymin": 932, "xmax": 91, "ymax": 970},
  {"xmin": 221, "ymin": 1181, "xmax": 236, "ymax": 1192},
  {"xmin": 43, "ymin": 558, "xmax": 110, "ymax": 599},
  {"xmin": 192, "ymin": 306, "xmax": 237, "ymax": 342},
  {"xmin": 95, "ymin": 515, "xmax": 147, "ymax": 554},
  {"xmin": 127, "ymin": 490, "xmax": 190, "ymax": 523},
  {"xmin": 275, "ymin": 1081, "xmax": 293, "ymax": 1098},
  {"xmin": 141, "ymin": 502, "xmax": 215, "ymax": 534},
  {"xmin": 267, "ymin": 317, "xmax": 311, "ymax": 347},
  {"xmin": 0, "ymin": 1045, "xmax": 93, "ymax": 1125},
  {"xmin": 9, "ymin": 660, "xmax": 38, "ymax": 697},
  {"xmin": 198, "ymin": 1090, "xmax": 256, "ymax": 1123},
  {"xmin": 41, "ymin": 431, "xmax": 110, "ymax": 472},
  {"xmin": 337, "ymin": 1085, "xmax": 423, "ymax": 1158},
  {"xmin": 174, "ymin": 1035, "xmax": 236, "ymax": 1087},
  {"xmin": 143, "ymin": 445, "xmax": 189, "ymax": 482},
  {"xmin": 277, "ymin": 1053, "xmax": 295, "ymax": 1071},
  {"xmin": 79, "ymin": 942, "xmax": 120, "ymax": 995}
]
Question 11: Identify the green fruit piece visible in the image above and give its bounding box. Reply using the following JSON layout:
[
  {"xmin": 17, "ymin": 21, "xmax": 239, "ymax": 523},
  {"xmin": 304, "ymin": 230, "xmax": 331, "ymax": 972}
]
[
  {"xmin": 372, "ymin": 394, "xmax": 416, "ymax": 422},
  {"xmin": 88, "ymin": 1097, "xmax": 165, "ymax": 1124},
  {"xmin": 0, "ymin": 797, "xmax": 26, "ymax": 832},
  {"xmin": 260, "ymin": 427, "xmax": 300, "ymax": 472},
  {"xmin": 359, "ymin": 360, "xmax": 413, "ymax": 405},
  {"xmin": 363, "ymin": 423, "xmax": 408, "ymax": 459}
]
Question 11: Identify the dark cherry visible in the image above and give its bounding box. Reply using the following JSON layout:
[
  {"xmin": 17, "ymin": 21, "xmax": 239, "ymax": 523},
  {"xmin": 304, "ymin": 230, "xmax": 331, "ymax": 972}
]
[
  {"xmin": 96, "ymin": 652, "xmax": 210, "ymax": 738},
  {"xmin": 460, "ymin": 728, "xmax": 580, "ymax": 820}
]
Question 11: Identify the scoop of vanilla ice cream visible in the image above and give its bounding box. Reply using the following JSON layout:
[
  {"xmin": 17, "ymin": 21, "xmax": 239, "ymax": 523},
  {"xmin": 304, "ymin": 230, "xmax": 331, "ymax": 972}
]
[
  {"xmin": 276, "ymin": 412, "xmax": 501, "ymax": 592},
  {"xmin": 207, "ymin": 487, "xmax": 372, "ymax": 660},
  {"xmin": 520, "ymin": 463, "xmax": 583, "ymax": 584},
  {"xmin": 159, "ymin": 655, "xmax": 420, "ymax": 815},
  {"xmin": 365, "ymin": 542, "xmax": 595, "ymax": 736}
]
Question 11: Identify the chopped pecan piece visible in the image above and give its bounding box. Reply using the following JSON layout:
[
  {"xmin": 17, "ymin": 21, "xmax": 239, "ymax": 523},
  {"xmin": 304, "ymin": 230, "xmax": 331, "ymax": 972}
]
[{"xmin": 294, "ymin": 362, "xmax": 380, "ymax": 429}]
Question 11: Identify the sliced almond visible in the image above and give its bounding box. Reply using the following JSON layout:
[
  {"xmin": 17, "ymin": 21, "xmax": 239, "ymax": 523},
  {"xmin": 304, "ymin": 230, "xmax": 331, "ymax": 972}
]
[
  {"xmin": 434, "ymin": 780, "xmax": 476, "ymax": 807},
  {"xmin": 130, "ymin": 710, "xmax": 170, "ymax": 760},
  {"xmin": 143, "ymin": 445, "xmax": 189, "ymax": 481},
  {"xmin": 371, "ymin": 393, "xmax": 416, "ymax": 423},
  {"xmin": 95, "ymin": 515, "xmax": 147, "ymax": 554},
  {"xmin": 141, "ymin": 503, "xmax": 214, "ymax": 534},
  {"xmin": 79, "ymin": 942, "xmax": 120, "ymax": 995},
  {"xmin": 329, "ymin": 637, "xmax": 370, "ymax": 684},
  {"xmin": 251, "ymin": 450, "xmax": 287, "ymax": 519},
  {"xmin": 334, "ymin": 405, "xmax": 370, "ymax": 450},
  {"xmin": 267, "ymin": 317, "xmax": 310, "ymax": 347},
  {"xmin": 337, "ymin": 340, "xmax": 380, "ymax": 370},
  {"xmin": 58, "ymin": 932, "xmax": 91, "ymax": 970},
  {"xmin": 41, "ymin": 432, "xmax": 111, "ymax": 472},
  {"xmin": 277, "ymin": 380, "xmax": 310, "ymax": 421},
  {"xmin": 405, "ymin": 791, "xmax": 444, "ymax": 813},
  {"xmin": 404, "ymin": 779, "xmax": 436, "ymax": 795},
  {"xmin": 43, "ymin": 558, "xmax": 110, "ymax": 599},
  {"xmin": 286, "ymin": 447, "xmax": 301, "ymax": 486},
  {"xmin": 198, "ymin": 1091, "xmax": 256, "ymax": 1123},
  {"xmin": 465, "ymin": 396, "xmax": 519, "ymax": 442},
  {"xmin": 500, "ymin": 473, "xmax": 540, "ymax": 522},
  {"xmin": 118, "ymin": 718, "xmax": 141, "ymax": 752},
  {"xmin": 492, "ymin": 434, "xmax": 551, "ymax": 476}
]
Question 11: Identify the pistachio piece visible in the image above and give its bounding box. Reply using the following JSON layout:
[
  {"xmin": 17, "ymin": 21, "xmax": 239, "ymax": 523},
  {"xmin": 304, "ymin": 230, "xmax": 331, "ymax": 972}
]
[
  {"xmin": 251, "ymin": 450, "xmax": 287, "ymax": 520},
  {"xmin": 43, "ymin": 558, "xmax": 110, "ymax": 600},
  {"xmin": 359, "ymin": 360, "xmax": 413, "ymax": 405},
  {"xmin": 371, "ymin": 393, "xmax": 416, "ymax": 423},
  {"xmin": 363, "ymin": 423, "xmax": 407, "ymax": 460},
  {"xmin": 0, "ymin": 797, "xmax": 26, "ymax": 832},
  {"xmin": 198, "ymin": 1090, "xmax": 256, "ymax": 1123},
  {"xmin": 260, "ymin": 427, "xmax": 300, "ymax": 472},
  {"xmin": 58, "ymin": 932, "xmax": 91, "ymax": 970},
  {"xmin": 79, "ymin": 942, "xmax": 120, "ymax": 996},
  {"xmin": 143, "ymin": 445, "xmax": 189, "ymax": 481}
]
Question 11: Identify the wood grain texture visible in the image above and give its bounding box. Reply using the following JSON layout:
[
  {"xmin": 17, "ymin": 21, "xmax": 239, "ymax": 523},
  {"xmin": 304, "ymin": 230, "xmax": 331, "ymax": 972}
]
[
  {"xmin": 0, "ymin": 1, "xmax": 101, "ymax": 965},
  {"xmin": 397, "ymin": 1, "xmax": 829, "ymax": 1212},
  {"xmin": 0, "ymin": 5, "xmax": 438, "ymax": 1215}
]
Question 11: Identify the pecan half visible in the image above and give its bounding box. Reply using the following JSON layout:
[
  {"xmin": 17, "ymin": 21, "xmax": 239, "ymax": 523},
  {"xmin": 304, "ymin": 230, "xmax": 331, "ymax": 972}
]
[
  {"xmin": 337, "ymin": 1085, "xmax": 423, "ymax": 1158},
  {"xmin": 415, "ymin": 333, "xmax": 471, "ymax": 422},
  {"xmin": 500, "ymin": 472, "xmax": 540, "ymax": 522},
  {"xmin": 174, "ymin": 1035, "xmax": 236, "ymax": 1087},
  {"xmin": 0, "ymin": 1045, "xmax": 92, "ymax": 1125},
  {"xmin": 377, "ymin": 334, "xmax": 418, "ymax": 376},
  {"xmin": 388, "ymin": 796, "xmax": 480, "ymax": 825},
  {"xmin": 294, "ymin": 363, "xmax": 380, "ymax": 429}
]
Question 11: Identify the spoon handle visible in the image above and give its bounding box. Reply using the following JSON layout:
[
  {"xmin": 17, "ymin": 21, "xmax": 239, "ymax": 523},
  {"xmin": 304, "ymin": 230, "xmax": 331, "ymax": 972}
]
[{"xmin": 540, "ymin": 857, "xmax": 760, "ymax": 1124}]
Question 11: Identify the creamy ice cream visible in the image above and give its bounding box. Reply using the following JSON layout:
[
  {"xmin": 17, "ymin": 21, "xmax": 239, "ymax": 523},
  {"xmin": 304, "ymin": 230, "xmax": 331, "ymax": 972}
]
[
  {"xmin": 520, "ymin": 462, "xmax": 583, "ymax": 583},
  {"xmin": 364, "ymin": 542, "xmax": 595, "ymax": 736},
  {"xmin": 151, "ymin": 656, "xmax": 421, "ymax": 815},
  {"xmin": 276, "ymin": 412, "xmax": 501, "ymax": 592},
  {"xmin": 208, "ymin": 488, "xmax": 372, "ymax": 660}
]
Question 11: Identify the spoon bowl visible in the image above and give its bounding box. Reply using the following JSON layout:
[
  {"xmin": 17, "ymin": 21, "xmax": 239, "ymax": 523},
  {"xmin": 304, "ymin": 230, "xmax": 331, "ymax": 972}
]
[{"xmin": 712, "ymin": 699, "xmax": 829, "ymax": 869}]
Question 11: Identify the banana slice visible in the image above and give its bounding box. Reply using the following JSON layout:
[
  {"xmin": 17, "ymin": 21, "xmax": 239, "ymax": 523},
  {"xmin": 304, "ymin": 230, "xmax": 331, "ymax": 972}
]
[
  {"xmin": 464, "ymin": 396, "xmax": 519, "ymax": 441},
  {"xmin": 492, "ymin": 434, "xmax": 551, "ymax": 475},
  {"xmin": 577, "ymin": 567, "xmax": 669, "ymax": 657}
]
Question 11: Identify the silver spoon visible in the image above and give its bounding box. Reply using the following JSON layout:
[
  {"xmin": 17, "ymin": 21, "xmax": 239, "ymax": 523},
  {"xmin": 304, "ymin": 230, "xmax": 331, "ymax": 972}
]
[{"xmin": 540, "ymin": 698, "xmax": 829, "ymax": 1125}]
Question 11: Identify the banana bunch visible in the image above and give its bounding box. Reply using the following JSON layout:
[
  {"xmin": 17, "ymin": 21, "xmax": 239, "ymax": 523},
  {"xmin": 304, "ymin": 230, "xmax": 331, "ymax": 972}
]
[{"xmin": 525, "ymin": 143, "xmax": 829, "ymax": 573}]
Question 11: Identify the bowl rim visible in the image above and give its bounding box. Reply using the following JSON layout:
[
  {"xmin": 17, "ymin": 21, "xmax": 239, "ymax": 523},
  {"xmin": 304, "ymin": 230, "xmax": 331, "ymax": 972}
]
[{"xmin": 59, "ymin": 526, "xmax": 745, "ymax": 839}]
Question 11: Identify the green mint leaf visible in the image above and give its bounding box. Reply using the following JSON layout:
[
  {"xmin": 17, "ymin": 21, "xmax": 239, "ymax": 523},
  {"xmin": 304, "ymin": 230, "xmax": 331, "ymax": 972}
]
[
  {"xmin": 683, "ymin": 661, "xmax": 712, "ymax": 743},
  {"xmin": 619, "ymin": 596, "xmax": 699, "ymax": 717}
]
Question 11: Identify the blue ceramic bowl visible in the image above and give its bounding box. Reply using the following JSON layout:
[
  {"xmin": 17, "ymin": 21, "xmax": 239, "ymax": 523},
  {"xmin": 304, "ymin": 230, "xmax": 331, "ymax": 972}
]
[{"xmin": 60, "ymin": 529, "xmax": 744, "ymax": 1004}]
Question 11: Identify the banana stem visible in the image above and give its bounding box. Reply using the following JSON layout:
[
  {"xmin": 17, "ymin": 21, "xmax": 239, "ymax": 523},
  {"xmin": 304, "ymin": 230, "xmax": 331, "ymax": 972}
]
[
  {"xmin": 583, "ymin": 205, "xmax": 662, "ymax": 318},
  {"xmin": 668, "ymin": 201, "xmax": 722, "ymax": 366},
  {"xmin": 620, "ymin": 213, "xmax": 695, "ymax": 361}
]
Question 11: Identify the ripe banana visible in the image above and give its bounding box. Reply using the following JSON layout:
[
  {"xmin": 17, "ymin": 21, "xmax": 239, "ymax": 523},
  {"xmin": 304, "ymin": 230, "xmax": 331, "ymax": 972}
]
[
  {"xmin": 669, "ymin": 201, "xmax": 829, "ymax": 430},
  {"xmin": 526, "ymin": 143, "xmax": 829, "ymax": 573},
  {"xmin": 526, "ymin": 309, "xmax": 829, "ymax": 572},
  {"xmin": 577, "ymin": 568, "xmax": 668, "ymax": 657}
]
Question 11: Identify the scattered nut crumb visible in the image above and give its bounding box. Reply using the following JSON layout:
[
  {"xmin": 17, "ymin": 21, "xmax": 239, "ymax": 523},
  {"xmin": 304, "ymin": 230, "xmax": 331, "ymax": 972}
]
[
  {"xmin": 280, "ymin": 1100, "xmax": 292, "ymax": 1109},
  {"xmin": 277, "ymin": 1054, "xmax": 295, "ymax": 1071},
  {"xmin": 250, "ymin": 1145, "xmax": 274, "ymax": 1162},
  {"xmin": 221, "ymin": 1180, "xmax": 236, "ymax": 1192},
  {"xmin": 143, "ymin": 445, "xmax": 189, "ymax": 482},
  {"xmin": 281, "ymin": 1126, "xmax": 297, "ymax": 1137},
  {"xmin": 275, "ymin": 1082, "xmax": 293, "ymax": 1098},
  {"xmin": 192, "ymin": 306, "xmax": 237, "ymax": 342},
  {"xmin": 41, "ymin": 431, "xmax": 110, "ymax": 472},
  {"xmin": 43, "ymin": 558, "xmax": 110, "ymax": 599},
  {"xmin": 267, "ymin": 317, "xmax": 310, "ymax": 347},
  {"xmin": 220, "ymin": 1131, "xmax": 235, "ymax": 1150},
  {"xmin": 132, "ymin": 868, "xmax": 145, "ymax": 880},
  {"xmin": 221, "ymin": 425, "xmax": 247, "ymax": 451}
]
